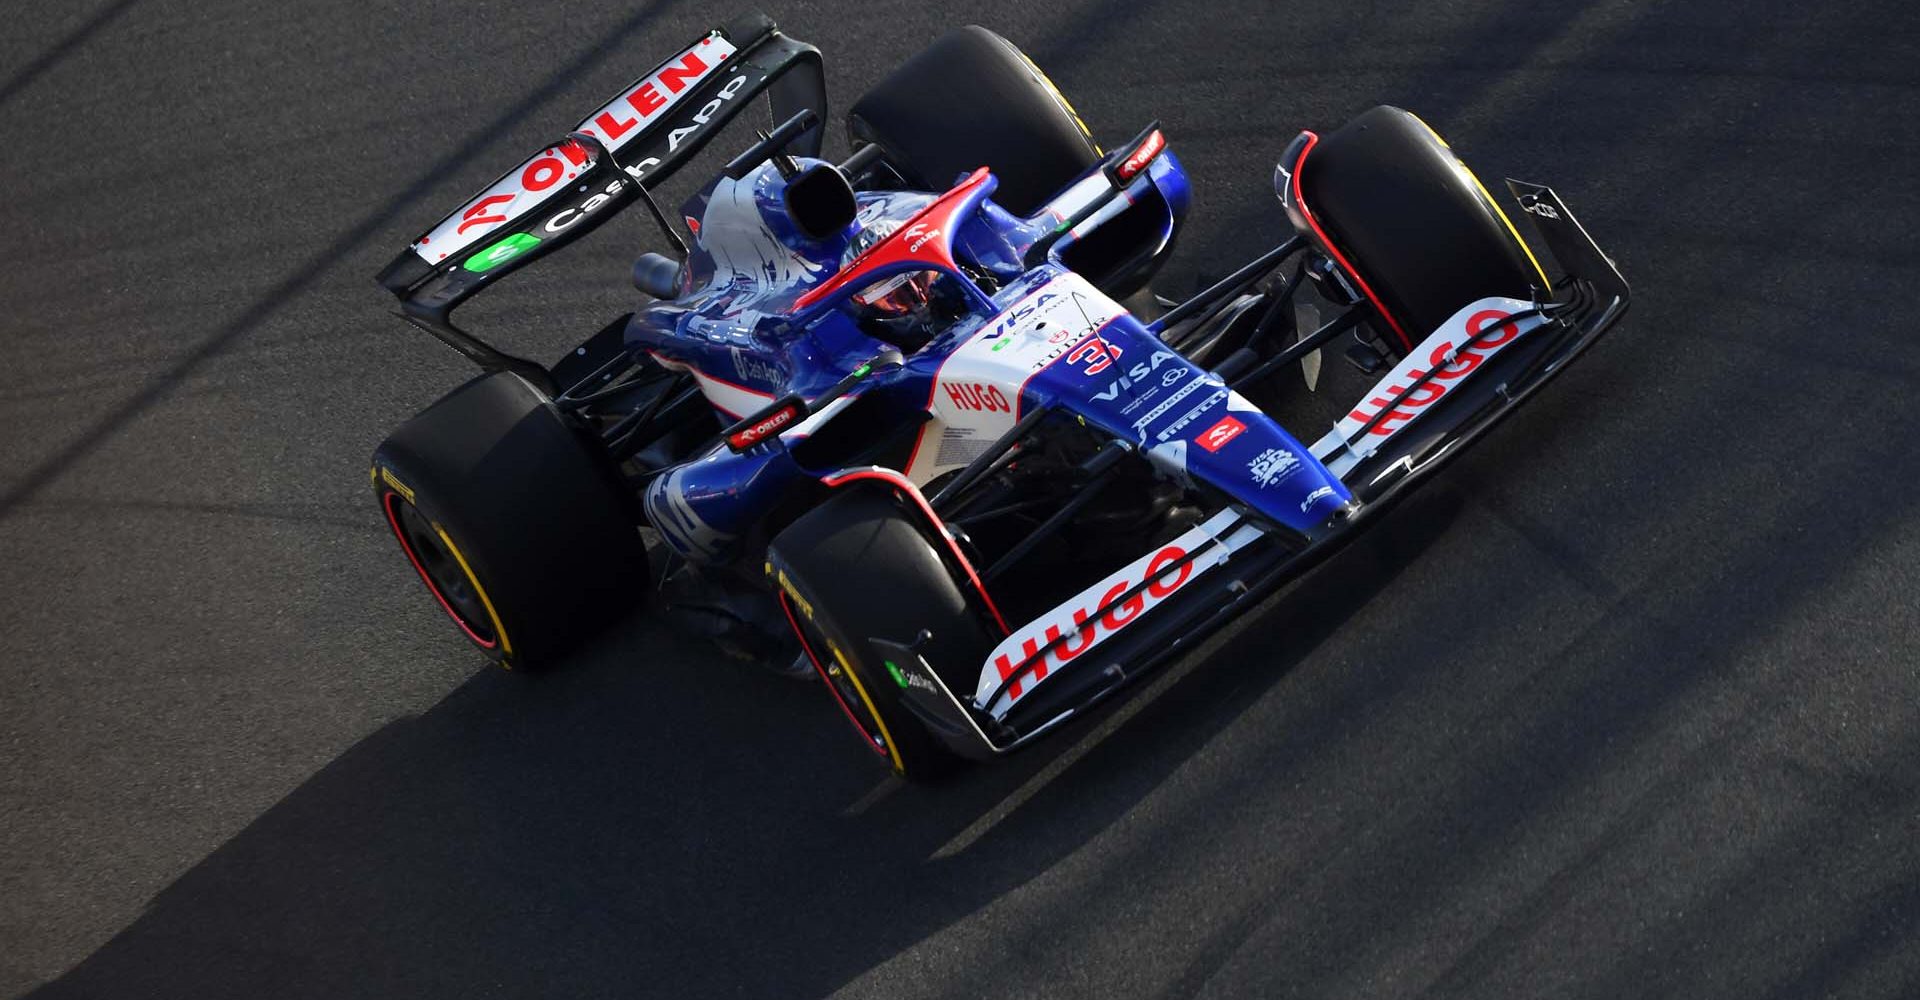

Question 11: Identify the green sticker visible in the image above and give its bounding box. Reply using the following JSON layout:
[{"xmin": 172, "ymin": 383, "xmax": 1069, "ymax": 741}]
[
  {"xmin": 462, "ymin": 232, "xmax": 542, "ymax": 273},
  {"xmin": 885, "ymin": 660, "xmax": 908, "ymax": 689}
]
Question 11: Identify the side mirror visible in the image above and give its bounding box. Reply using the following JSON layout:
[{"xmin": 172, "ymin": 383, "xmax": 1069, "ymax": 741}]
[
  {"xmin": 783, "ymin": 164, "xmax": 857, "ymax": 240},
  {"xmin": 632, "ymin": 252, "xmax": 682, "ymax": 299}
]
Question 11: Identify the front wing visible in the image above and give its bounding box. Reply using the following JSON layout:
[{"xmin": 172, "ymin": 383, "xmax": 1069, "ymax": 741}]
[{"xmin": 872, "ymin": 180, "xmax": 1629, "ymax": 758}]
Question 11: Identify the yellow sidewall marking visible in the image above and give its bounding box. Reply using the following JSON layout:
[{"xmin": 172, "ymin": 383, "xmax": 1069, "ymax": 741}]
[
  {"xmin": 1462, "ymin": 163, "xmax": 1553, "ymax": 292},
  {"xmin": 1018, "ymin": 50, "xmax": 1100, "ymax": 154},
  {"xmin": 432, "ymin": 522, "xmax": 514, "ymax": 659},
  {"xmin": 1409, "ymin": 112, "xmax": 1451, "ymax": 149},
  {"xmin": 832, "ymin": 641, "xmax": 905, "ymax": 774},
  {"xmin": 379, "ymin": 466, "xmax": 416, "ymax": 504},
  {"xmin": 776, "ymin": 569, "xmax": 815, "ymax": 621},
  {"xmin": 1408, "ymin": 112, "xmax": 1552, "ymax": 292}
]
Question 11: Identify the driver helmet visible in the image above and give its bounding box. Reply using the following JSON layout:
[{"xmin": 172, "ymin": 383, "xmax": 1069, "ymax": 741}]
[
  {"xmin": 853, "ymin": 269, "xmax": 938, "ymax": 317},
  {"xmin": 841, "ymin": 218, "xmax": 937, "ymax": 318}
]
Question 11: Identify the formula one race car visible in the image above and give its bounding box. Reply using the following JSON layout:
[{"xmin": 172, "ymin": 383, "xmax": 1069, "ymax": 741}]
[{"xmin": 369, "ymin": 15, "xmax": 1628, "ymax": 778}]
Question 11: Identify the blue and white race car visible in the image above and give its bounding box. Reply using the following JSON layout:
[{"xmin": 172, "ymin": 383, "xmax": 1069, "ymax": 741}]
[{"xmin": 369, "ymin": 15, "xmax": 1628, "ymax": 778}]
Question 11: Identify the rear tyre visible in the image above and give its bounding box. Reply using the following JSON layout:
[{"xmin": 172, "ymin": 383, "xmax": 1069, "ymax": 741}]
[
  {"xmin": 848, "ymin": 26, "xmax": 1098, "ymax": 217},
  {"xmin": 1296, "ymin": 105, "xmax": 1550, "ymax": 354},
  {"xmin": 766, "ymin": 488, "xmax": 998, "ymax": 780},
  {"xmin": 371, "ymin": 373, "xmax": 649, "ymax": 671}
]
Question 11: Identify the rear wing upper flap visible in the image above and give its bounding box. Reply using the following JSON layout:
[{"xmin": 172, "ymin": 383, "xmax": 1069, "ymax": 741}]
[{"xmin": 374, "ymin": 12, "xmax": 824, "ymax": 319}]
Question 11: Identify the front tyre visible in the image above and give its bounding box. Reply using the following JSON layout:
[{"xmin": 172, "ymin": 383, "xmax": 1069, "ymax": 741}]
[
  {"xmin": 766, "ymin": 488, "xmax": 997, "ymax": 780},
  {"xmin": 1293, "ymin": 105, "xmax": 1551, "ymax": 355},
  {"xmin": 371, "ymin": 373, "xmax": 649, "ymax": 670}
]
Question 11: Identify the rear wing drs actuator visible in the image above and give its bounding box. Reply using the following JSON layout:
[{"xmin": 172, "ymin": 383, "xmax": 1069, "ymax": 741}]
[{"xmin": 372, "ymin": 13, "xmax": 823, "ymax": 390}]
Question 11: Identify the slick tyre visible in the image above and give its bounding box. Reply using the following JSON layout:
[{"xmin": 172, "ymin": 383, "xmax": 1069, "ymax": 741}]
[
  {"xmin": 849, "ymin": 26, "xmax": 1098, "ymax": 216},
  {"xmin": 1296, "ymin": 105, "xmax": 1550, "ymax": 355},
  {"xmin": 766, "ymin": 488, "xmax": 998, "ymax": 780},
  {"xmin": 371, "ymin": 372, "xmax": 648, "ymax": 671}
]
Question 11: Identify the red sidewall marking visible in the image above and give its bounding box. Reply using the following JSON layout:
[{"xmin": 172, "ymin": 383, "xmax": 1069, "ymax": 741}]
[
  {"xmin": 819, "ymin": 468, "xmax": 1012, "ymax": 636},
  {"xmin": 778, "ymin": 591, "xmax": 889, "ymax": 757},
  {"xmin": 381, "ymin": 491, "xmax": 498, "ymax": 651},
  {"xmin": 1290, "ymin": 131, "xmax": 1413, "ymax": 353}
]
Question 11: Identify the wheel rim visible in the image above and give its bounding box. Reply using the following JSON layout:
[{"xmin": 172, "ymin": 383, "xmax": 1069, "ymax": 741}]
[
  {"xmin": 382, "ymin": 492, "xmax": 499, "ymax": 649},
  {"xmin": 779, "ymin": 593, "xmax": 894, "ymax": 762}
]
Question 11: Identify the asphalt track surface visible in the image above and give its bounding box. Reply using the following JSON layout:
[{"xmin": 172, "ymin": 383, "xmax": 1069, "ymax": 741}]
[{"xmin": 4, "ymin": 0, "xmax": 1919, "ymax": 996}]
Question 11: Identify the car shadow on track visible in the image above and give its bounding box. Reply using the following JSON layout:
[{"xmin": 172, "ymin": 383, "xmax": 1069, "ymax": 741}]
[{"xmin": 22, "ymin": 491, "xmax": 1464, "ymax": 1000}]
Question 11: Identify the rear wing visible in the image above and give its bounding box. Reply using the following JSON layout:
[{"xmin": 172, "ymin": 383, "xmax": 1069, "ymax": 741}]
[{"xmin": 373, "ymin": 13, "xmax": 824, "ymax": 389}]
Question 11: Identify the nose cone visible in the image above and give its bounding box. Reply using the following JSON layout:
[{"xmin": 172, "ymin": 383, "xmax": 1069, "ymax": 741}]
[
  {"xmin": 924, "ymin": 267, "xmax": 1352, "ymax": 535},
  {"xmin": 1026, "ymin": 310, "xmax": 1353, "ymax": 537}
]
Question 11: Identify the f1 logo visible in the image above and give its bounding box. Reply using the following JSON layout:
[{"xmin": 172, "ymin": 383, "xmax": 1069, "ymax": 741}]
[{"xmin": 1195, "ymin": 415, "xmax": 1245, "ymax": 453}]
